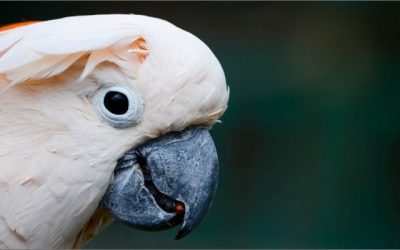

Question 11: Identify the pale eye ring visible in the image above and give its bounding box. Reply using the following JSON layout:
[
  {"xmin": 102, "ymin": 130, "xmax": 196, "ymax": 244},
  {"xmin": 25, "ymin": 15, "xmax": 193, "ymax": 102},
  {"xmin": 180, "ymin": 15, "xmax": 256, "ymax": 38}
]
[{"xmin": 93, "ymin": 86, "xmax": 144, "ymax": 128}]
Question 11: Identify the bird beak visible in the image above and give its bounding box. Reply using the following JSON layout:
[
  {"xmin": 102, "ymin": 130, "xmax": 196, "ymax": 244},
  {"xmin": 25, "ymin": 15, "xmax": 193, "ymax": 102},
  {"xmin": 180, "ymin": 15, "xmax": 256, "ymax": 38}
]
[{"xmin": 101, "ymin": 126, "xmax": 219, "ymax": 239}]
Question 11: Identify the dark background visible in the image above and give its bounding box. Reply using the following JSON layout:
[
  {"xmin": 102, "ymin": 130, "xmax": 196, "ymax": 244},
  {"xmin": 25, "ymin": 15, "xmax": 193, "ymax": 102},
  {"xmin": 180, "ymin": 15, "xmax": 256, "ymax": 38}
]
[{"xmin": 2, "ymin": 2, "xmax": 400, "ymax": 248}]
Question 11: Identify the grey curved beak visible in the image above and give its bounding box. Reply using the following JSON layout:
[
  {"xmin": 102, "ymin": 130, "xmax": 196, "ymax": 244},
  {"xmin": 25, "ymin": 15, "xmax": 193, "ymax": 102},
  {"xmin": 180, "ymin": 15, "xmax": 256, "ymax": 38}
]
[{"xmin": 101, "ymin": 126, "xmax": 219, "ymax": 239}]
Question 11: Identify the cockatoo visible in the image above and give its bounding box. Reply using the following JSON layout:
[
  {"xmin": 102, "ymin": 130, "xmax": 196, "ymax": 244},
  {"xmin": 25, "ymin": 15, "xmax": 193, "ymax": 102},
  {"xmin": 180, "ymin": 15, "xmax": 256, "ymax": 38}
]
[{"xmin": 0, "ymin": 14, "xmax": 229, "ymax": 249}]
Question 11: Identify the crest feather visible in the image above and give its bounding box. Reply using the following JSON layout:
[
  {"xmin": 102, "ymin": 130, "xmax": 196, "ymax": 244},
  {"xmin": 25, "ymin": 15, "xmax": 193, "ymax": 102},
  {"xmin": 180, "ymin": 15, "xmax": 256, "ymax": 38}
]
[{"xmin": 0, "ymin": 15, "xmax": 149, "ymax": 85}]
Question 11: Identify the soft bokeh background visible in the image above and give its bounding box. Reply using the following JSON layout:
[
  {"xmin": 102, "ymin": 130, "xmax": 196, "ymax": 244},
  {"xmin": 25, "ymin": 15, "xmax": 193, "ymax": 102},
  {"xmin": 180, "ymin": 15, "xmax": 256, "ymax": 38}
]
[{"xmin": 2, "ymin": 2, "xmax": 400, "ymax": 248}]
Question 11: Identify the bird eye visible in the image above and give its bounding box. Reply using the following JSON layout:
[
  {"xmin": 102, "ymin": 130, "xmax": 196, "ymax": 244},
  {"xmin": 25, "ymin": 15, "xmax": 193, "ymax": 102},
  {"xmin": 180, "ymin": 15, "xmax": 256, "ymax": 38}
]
[
  {"xmin": 93, "ymin": 86, "xmax": 144, "ymax": 128},
  {"xmin": 104, "ymin": 91, "xmax": 129, "ymax": 115}
]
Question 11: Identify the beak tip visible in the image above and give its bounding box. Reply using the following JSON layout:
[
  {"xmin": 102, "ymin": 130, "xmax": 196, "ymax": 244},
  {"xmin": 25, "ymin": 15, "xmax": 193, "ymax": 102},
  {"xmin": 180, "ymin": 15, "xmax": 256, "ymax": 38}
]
[{"xmin": 175, "ymin": 228, "xmax": 191, "ymax": 240}]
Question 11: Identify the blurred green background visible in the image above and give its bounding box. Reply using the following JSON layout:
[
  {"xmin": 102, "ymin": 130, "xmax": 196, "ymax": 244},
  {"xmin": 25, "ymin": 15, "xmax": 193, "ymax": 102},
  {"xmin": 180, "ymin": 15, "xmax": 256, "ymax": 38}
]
[{"xmin": 2, "ymin": 2, "xmax": 400, "ymax": 248}]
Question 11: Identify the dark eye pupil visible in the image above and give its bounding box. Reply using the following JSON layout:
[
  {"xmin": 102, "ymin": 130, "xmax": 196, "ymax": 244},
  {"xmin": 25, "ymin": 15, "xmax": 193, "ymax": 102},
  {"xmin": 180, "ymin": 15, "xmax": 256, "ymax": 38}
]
[{"xmin": 104, "ymin": 91, "xmax": 129, "ymax": 115}]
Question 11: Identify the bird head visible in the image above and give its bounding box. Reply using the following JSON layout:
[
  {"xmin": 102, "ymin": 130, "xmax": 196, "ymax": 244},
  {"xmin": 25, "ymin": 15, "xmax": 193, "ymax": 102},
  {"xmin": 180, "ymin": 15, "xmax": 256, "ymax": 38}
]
[{"xmin": 0, "ymin": 14, "xmax": 228, "ymax": 248}]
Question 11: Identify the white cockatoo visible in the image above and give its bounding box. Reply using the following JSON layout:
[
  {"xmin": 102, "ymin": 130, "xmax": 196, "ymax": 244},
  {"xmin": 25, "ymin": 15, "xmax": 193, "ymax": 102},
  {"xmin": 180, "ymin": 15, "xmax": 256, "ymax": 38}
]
[{"xmin": 0, "ymin": 14, "xmax": 229, "ymax": 249}]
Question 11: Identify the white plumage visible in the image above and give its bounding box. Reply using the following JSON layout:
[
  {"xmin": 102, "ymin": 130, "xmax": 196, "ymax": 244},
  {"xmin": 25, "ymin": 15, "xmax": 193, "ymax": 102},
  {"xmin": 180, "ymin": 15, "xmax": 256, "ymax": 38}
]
[{"xmin": 0, "ymin": 14, "xmax": 228, "ymax": 248}]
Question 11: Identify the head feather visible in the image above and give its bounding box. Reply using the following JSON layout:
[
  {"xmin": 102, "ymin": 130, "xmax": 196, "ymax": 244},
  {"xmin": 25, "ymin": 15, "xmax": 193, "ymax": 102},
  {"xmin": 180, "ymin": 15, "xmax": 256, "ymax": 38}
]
[{"xmin": 0, "ymin": 15, "xmax": 150, "ymax": 86}]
